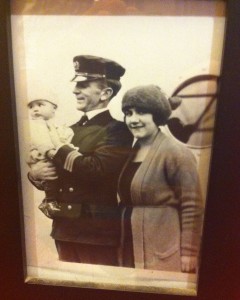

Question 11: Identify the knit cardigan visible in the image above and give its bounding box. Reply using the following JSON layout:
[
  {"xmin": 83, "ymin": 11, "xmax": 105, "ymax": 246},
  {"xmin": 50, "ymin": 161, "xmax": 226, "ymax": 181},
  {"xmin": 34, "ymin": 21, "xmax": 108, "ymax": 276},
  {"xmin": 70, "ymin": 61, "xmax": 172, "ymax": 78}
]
[{"xmin": 118, "ymin": 131, "xmax": 203, "ymax": 270}]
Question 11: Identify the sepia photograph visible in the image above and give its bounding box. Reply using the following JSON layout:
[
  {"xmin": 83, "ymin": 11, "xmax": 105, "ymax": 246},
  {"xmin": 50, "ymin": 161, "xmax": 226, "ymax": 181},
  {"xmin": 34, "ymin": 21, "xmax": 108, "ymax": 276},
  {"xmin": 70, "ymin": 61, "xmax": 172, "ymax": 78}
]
[{"xmin": 9, "ymin": 0, "xmax": 227, "ymax": 296}]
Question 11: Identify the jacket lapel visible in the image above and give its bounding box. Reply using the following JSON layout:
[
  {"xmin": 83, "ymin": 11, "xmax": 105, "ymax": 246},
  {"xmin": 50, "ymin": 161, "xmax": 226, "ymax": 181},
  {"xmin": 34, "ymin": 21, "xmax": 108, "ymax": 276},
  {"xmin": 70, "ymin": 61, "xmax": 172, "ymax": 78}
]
[
  {"xmin": 129, "ymin": 131, "xmax": 167, "ymax": 268},
  {"xmin": 71, "ymin": 110, "xmax": 113, "ymax": 151},
  {"xmin": 131, "ymin": 131, "xmax": 166, "ymax": 204}
]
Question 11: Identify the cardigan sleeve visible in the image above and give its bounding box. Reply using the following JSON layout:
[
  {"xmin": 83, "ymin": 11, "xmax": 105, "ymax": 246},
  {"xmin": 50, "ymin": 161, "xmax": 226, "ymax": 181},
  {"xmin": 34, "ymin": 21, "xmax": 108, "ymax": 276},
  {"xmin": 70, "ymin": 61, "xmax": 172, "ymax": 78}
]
[{"xmin": 166, "ymin": 146, "xmax": 203, "ymax": 257}]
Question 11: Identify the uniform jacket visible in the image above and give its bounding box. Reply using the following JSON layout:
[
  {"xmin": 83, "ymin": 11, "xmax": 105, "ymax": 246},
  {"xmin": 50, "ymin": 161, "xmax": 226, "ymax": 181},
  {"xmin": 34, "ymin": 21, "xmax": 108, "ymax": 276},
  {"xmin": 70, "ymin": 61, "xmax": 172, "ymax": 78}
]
[
  {"xmin": 118, "ymin": 131, "xmax": 203, "ymax": 271},
  {"xmin": 33, "ymin": 110, "xmax": 132, "ymax": 246}
]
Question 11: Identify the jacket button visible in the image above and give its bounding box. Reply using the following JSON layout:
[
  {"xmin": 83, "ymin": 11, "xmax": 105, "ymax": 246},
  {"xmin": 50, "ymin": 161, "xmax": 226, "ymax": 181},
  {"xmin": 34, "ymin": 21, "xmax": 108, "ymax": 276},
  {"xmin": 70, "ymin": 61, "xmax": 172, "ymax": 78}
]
[
  {"xmin": 69, "ymin": 187, "xmax": 74, "ymax": 192},
  {"xmin": 67, "ymin": 205, "xmax": 72, "ymax": 210},
  {"xmin": 59, "ymin": 188, "xmax": 63, "ymax": 192}
]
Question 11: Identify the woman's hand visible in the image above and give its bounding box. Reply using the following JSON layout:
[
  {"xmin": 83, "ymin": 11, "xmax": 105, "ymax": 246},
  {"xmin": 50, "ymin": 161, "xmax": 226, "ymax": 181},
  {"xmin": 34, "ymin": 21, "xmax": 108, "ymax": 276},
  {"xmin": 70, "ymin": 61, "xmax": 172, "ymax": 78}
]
[
  {"xmin": 46, "ymin": 121, "xmax": 64, "ymax": 149},
  {"xmin": 181, "ymin": 256, "xmax": 198, "ymax": 273},
  {"xmin": 29, "ymin": 160, "xmax": 58, "ymax": 181}
]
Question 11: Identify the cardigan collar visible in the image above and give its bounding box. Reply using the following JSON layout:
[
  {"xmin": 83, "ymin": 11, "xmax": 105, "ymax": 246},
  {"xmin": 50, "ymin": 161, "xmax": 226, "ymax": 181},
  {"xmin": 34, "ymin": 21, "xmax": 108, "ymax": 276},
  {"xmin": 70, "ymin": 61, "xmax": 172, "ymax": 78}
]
[{"xmin": 118, "ymin": 130, "xmax": 167, "ymax": 205}]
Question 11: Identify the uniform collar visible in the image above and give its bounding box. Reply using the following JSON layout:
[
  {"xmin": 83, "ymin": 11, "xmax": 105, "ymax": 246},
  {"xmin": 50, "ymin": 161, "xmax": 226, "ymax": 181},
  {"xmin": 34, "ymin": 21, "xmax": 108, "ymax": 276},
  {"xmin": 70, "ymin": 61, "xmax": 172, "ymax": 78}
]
[{"xmin": 85, "ymin": 108, "xmax": 109, "ymax": 120}]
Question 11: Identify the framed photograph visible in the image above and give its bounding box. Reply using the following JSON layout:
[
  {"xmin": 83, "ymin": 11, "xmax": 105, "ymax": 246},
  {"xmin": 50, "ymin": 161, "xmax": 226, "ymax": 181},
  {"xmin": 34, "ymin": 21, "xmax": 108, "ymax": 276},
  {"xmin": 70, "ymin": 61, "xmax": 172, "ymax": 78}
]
[{"xmin": 1, "ymin": 0, "xmax": 239, "ymax": 299}]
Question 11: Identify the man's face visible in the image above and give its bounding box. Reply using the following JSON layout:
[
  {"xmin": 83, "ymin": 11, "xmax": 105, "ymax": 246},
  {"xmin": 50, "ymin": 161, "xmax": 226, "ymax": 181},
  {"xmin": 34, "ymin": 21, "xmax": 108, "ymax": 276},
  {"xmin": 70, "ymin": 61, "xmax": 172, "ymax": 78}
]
[{"xmin": 73, "ymin": 81, "xmax": 105, "ymax": 112}]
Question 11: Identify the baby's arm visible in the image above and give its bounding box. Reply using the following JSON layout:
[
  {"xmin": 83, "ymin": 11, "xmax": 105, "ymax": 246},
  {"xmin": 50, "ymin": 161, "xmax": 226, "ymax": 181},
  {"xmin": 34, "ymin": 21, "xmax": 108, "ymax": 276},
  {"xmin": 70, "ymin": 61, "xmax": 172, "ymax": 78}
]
[{"xmin": 56, "ymin": 125, "xmax": 74, "ymax": 144}]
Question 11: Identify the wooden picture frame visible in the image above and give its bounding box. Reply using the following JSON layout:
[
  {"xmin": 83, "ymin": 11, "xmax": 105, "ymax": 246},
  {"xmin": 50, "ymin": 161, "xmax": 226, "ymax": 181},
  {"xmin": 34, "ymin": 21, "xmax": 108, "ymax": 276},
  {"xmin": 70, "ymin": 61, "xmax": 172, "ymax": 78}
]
[{"xmin": 1, "ymin": 1, "xmax": 239, "ymax": 299}]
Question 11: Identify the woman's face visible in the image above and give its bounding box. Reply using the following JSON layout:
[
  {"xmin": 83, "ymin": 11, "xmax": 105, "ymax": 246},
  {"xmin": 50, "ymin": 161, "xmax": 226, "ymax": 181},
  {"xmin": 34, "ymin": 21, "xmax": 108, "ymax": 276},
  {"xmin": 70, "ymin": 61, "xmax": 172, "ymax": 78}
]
[{"xmin": 124, "ymin": 107, "xmax": 159, "ymax": 141}]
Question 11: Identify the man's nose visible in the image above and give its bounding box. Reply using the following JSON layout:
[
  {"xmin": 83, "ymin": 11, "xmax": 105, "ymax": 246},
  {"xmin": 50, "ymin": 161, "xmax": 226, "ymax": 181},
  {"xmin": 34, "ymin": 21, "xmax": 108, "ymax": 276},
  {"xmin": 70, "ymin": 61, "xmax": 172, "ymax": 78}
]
[{"xmin": 73, "ymin": 86, "xmax": 81, "ymax": 94}]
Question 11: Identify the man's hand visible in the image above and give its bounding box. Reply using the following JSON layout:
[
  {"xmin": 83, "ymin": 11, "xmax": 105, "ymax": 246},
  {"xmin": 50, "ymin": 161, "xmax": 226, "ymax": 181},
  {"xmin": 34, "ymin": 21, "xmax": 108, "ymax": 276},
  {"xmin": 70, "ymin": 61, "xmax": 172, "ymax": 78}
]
[
  {"xmin": 181, "ymin": 256, "xmax": 198, "ymax": 273},
  {"xmin": 29, "ymin": 160, "xmax": 58, "ymax": 181}
]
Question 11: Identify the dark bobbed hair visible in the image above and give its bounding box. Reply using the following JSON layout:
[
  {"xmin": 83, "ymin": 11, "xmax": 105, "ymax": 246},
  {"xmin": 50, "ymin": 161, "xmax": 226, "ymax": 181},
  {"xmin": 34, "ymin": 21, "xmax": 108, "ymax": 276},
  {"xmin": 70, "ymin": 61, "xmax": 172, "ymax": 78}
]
[{"xmin": 122, "ymin": 85, "xmax": 172, "ymax": 126}]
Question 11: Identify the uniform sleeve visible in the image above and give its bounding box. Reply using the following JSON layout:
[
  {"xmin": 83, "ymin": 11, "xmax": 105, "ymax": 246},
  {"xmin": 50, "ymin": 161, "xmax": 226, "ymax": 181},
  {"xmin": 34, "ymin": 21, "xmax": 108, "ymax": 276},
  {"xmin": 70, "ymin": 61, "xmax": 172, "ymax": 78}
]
[
  {"xmin": 52, "ymin": 122, "xmax": 132, "ymax": 180},
  {"xmin": 166, "ymin": 146, "xmax": 203, "ymax": 257}
]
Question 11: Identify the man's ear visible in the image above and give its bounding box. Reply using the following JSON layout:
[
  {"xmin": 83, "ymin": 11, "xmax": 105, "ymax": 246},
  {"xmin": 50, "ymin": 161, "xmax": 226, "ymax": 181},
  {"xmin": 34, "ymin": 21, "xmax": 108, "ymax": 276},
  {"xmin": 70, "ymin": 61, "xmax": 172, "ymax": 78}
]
[{"xmin": 100, "ymin": 88, "xmax": 113, "ymax": 101}]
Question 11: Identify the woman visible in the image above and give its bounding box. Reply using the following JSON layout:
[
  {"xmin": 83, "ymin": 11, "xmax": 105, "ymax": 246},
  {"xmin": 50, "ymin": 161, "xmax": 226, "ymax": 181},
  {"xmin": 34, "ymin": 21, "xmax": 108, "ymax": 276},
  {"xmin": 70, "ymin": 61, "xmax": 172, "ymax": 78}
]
[{"xmin": 118, "ymin": 85, "xmax": 203, "ymax": 273}]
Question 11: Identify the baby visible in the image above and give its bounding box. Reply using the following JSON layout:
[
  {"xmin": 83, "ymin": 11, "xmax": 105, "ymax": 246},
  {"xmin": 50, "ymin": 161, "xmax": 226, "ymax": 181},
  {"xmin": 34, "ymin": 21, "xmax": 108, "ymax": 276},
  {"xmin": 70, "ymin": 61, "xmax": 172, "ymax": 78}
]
[{"xmin": 27, "ymin": 97, "xmax": 73, "ymax": 218}]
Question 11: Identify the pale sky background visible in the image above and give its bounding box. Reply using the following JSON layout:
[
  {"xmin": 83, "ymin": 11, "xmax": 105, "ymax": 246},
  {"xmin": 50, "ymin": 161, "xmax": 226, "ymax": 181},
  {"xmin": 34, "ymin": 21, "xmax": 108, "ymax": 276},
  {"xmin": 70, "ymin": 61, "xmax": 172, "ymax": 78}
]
[{"xmin": 12, "ymin": 16, "xmax": 224, "ymax": 124}]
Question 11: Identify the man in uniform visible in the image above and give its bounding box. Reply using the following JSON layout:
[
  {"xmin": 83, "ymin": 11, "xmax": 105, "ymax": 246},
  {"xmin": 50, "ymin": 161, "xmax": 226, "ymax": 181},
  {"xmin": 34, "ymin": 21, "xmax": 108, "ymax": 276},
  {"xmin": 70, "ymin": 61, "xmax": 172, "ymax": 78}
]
[{"xmin": 29, "ymin": 55, "xmax": 132, "ymax": 266}]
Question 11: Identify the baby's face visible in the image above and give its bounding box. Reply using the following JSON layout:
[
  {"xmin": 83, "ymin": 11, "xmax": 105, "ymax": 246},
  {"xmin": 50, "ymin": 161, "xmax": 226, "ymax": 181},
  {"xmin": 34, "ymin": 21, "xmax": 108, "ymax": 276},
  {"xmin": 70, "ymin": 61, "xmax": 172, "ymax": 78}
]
[{"xmin": 28, "ymin": 100, "xmax": 56, "ymax": 120}]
